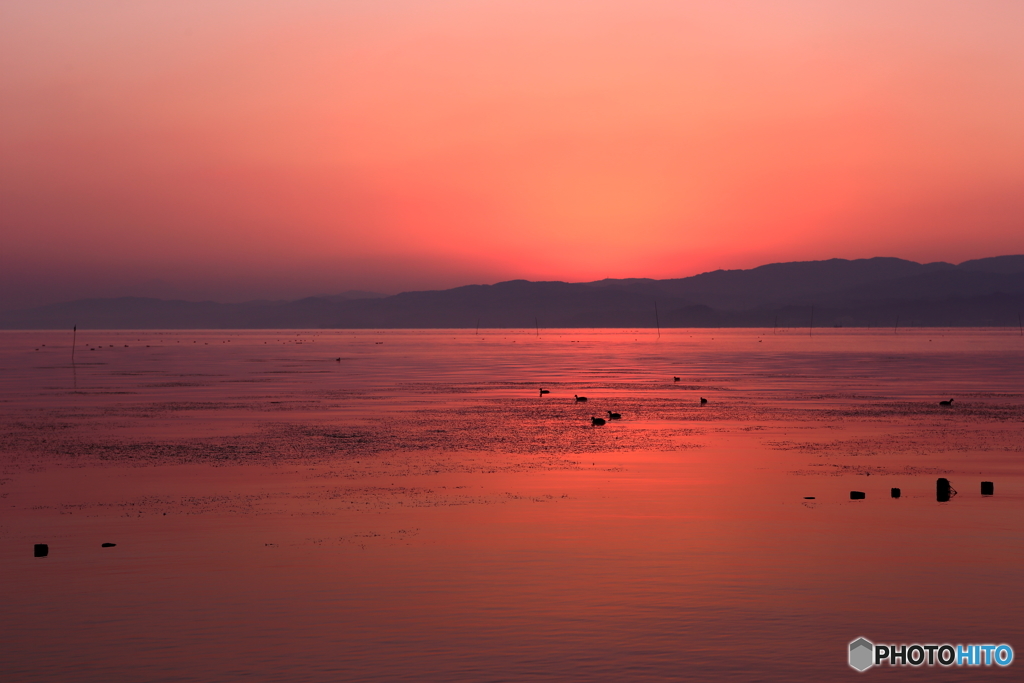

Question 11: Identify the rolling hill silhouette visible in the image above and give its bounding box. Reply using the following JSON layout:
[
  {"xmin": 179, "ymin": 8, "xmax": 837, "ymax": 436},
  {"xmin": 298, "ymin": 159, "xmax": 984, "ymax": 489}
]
[{"xmin": 4, "ymin": 256, "xmax": 1024, "ymax": 329}]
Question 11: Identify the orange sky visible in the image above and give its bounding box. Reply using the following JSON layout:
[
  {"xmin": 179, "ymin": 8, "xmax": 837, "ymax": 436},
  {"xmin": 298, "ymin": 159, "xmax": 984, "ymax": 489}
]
[{"xmin": 2, "ymin": 0, "xmax": 1024, "ymax": 307}]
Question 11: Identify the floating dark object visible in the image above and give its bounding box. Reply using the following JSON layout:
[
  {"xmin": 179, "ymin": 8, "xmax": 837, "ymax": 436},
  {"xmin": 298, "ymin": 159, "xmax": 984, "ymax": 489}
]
[
  {"xmin": 673, "ymin": 377, "xmax": 680, "ymax": 382},
  {"xmin": 34, "ymin": 544, "xmax": 48, "ymax": 557},
  {"xmin": 101, "ymin": 543, "xmax": 116, "ymax": 548},
  {"xmin": 591, "ymin": 417, "xmax": 606, "ymax": 426},
  {"xmin": 804, "ymin": 496, "xmax": 815, "ymax": 500},
  {"xmin": 574, "ymin": 395, "xmax": 587, "ymax": 402},
  {"xmin": 606, "ymin": 411, "xmax": 621, "ymax": 419},
  {"xmin": 939, "ymin": 398, "xmax": 954, "ymax": 407},
  {"xmin": 700, "ymin": 397, "xmax": 708, "ymax": 405},
  {"xmin": 891, "ymin": 488, "xmax": 901, "ymax": 498},
  {"xmin": 335, "ymin": 358, "xmax": 341, "ymax": 362},
  {"xmin": 936, "ymin": 477, "xmax": 957, "ymax": 502},
  {"xmin": 981, "ymin": 481, "xmax": 994, "ymax": 496},
  {"xmin": 539, "ymin": 388, "xmax": 550, "ymax": 395},
  {"xmin": 850, "ymin": 491, "xmax": 865, "ymax": 500}
]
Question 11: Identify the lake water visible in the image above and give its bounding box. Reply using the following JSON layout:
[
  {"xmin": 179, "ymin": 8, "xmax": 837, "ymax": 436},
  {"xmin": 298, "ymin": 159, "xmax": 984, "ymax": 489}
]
[{"xmin": 1, "ymin": 328, "xmax": 1022, "ymax": 681}]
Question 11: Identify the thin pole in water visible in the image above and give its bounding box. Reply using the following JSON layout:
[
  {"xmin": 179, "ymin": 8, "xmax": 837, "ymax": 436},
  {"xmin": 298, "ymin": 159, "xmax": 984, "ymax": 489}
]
[
  {"xmin": 773, "ymin": 315, "xmax": 777, "ymax": 335},
  {"xmin": 894, "ymin": 315, "xmax": 900, "ymax": 334},
  {"xmin": 71, "ymin": 324, "xmax": 78, "ymax": 392},
  {"xmin": 535, "ymin": 316, "xmax": 539, "ymax": 338},
  {"xmin": 654, "ymin": 301, "xmax": 661, "ymax": 339},
  {"xmin": 809, "ymin": 306, "xmax": 814, "ymax": 337}
]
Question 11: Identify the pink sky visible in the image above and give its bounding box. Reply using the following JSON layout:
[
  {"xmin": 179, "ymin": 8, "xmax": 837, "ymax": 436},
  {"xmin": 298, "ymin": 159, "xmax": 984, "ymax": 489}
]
[{"xmin": 2, "ymin": 0, "xmax": 1024, "ymax": 308}]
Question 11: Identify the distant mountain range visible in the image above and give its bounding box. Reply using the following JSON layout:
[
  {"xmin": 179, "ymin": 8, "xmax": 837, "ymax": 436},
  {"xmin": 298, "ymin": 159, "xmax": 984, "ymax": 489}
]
[{"xmin": 4, "ymin": 255, "xmax": 1024, "ymax": 329}]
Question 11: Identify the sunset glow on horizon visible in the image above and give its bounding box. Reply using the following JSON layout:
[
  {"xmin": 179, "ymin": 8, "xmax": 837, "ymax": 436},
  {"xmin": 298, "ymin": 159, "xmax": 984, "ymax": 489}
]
[{"xmin": 3, "ymin": 0, "xmax": 1024, "ymax": 308}]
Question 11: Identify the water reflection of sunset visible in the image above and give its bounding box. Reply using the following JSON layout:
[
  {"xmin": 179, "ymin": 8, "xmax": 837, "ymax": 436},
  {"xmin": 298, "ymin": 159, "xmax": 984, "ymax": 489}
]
[{"xmin": 2, "ymin": 329, "xmax": 1022, "ymax": 679}]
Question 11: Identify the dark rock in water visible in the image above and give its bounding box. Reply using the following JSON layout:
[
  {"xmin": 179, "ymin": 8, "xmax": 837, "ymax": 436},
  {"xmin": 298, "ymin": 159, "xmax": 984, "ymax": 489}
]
[
  {"xmin": 101, "ymin": 543, "xmax": 116, "ymax": 548},
  {"xmin": 981, "ymin": 481, "xmax": 994, "ymax": 496},
  {"xmin": 34, "ymin": 543, "xmax": 48, "ymax": 557},
  {"xmin": 891, "ymin": 488, "xmax": 901, "ymax": 498},
  {"xmin": 936, "ymin": 478, "xmax": 956, "ymax": 502},
  {"xmin": 850, "ymin": 491, "xmax": 865, "ymax": 500}
]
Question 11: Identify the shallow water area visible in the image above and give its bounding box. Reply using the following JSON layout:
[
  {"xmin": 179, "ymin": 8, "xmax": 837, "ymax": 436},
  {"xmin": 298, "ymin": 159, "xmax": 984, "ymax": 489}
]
[{"xmin": 2, "ymin": 328, "xmax": 1023, "ymax": 681}]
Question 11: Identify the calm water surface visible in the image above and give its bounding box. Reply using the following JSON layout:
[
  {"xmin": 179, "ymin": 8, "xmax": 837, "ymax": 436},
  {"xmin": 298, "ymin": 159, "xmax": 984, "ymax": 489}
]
[{"xmin": 1, "ymin": 328, "xmax": 1022, "ymax": 681}]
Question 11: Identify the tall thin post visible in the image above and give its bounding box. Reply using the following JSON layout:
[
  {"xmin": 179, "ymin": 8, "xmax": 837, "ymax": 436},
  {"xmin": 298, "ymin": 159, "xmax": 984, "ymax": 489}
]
[
  {"xmin": 654, "ymin": 301, "xmax": 661, "ymax": 339},
  {"xmin": 773, "ymin": 315, "xmax": 777, "ymax": 335},
  {"xmin": 535, "ymin": 316, "xmax": 539, "ymax": 338},
  {"xmin": 71, "ymin": 324, "xmax": 78, "ymax": 392},
  {"xmin": 894, "ymin": 315, "xmax": 900, "ymax": 334}
]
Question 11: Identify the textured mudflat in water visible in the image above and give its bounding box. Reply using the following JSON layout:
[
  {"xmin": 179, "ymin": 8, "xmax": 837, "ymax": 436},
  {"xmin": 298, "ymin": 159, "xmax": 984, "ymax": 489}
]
[{"xmin": 1, "ymin": 329, "xmax": 1022, "ymax": 681}]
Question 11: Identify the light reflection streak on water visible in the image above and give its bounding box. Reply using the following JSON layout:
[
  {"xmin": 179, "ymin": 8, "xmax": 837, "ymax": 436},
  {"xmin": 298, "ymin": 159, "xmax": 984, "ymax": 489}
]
[{"xmin": 0, "ymin": 328, "xmax": 1022, "ymax": 681}]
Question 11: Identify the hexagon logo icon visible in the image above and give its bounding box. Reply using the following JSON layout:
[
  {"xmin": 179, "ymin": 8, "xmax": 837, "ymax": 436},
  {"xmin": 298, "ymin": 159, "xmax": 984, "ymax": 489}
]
[{"xmin": 849, "ymin": 637, "xmax": 874, "ymax": 671}]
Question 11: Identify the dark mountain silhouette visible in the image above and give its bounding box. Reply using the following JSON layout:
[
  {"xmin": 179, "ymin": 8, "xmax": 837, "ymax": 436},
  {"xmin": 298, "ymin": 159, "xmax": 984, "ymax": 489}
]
[{"xmin": 4, "ymin": 256, "xmax": 1024, "ymax": 329}]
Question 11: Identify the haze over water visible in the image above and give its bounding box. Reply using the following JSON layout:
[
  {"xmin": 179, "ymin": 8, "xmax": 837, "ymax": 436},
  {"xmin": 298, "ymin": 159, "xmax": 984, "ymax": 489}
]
[{"xmin": 2, "ymin": 328, "xmax": 1022, "ymax": 681}]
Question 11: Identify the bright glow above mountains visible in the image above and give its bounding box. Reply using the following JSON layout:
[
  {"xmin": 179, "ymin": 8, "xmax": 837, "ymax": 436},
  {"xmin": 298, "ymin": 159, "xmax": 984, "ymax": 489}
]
[{"xmin": 3, "ymin": 1, "xmax": 1024, "ymax": 308}]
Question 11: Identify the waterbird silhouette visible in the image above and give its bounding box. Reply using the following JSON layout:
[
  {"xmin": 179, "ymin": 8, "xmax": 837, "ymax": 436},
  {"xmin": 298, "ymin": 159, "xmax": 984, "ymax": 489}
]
[
  {"xmin": 539, "ymin": 388, "xmax": 550, "ymax": 395},
  {"xmin": 939, "ymin": 398, "xmax": 954, "ymax": 407},
  {"xmin": 606, "ymin": 411, "xmax": 621, "ymax": 419},
  {"xmin": 575, "ymin": 395, "xmax": 587, "ymax": 402},
  {"xmin": 700, "ymin": 397, "xmax": 708, "ymax": 405},
  {"xmin": 591, "ymin": 417, "xmax": 606, "ymax": 426},
  {"xmin": 673, "ymin": 377, "xmax": 680, "ymax": 382}
]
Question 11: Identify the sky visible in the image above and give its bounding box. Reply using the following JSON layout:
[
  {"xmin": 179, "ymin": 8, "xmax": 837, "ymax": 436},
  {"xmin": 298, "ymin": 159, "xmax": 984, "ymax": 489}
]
[{"xmin": 2, "ymin": 0, "xmax": 1024, "ymax": 309}]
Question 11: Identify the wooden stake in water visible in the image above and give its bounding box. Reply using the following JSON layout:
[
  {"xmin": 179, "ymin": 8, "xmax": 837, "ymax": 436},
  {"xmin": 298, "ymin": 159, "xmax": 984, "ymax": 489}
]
[
  {"xmin": 71, "ymin": 324, "xmax": 78, "ymax": 392},
  {"xmin": 654, "ymin": 301, "xmax": 661, "ymax": 339}
]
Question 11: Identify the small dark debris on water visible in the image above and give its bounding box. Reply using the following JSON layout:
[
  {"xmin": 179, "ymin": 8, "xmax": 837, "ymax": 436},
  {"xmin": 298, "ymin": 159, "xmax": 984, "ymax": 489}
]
[
  {"xmin": 850, "ymin": 491, "xmax": 866, "ymax": 500},
  {"xmin": 101, "ymin": 543, "xmax": 116, "ymax": 548},
  {"xmin": 891, "ymin": 488, "xmax": 901, "ymax": 499},
  {"xmin": 34, "ymin": 544, "xmax": 48, "ymax": 557},
  {"xmin": 936, "ymin": 478, "xmax": 956, "ymax": 502},
  {"xmin": 803, "ymin": 496, "xmax": 815, "ymax": 500},
  {"xmin": 981, "ymin": 481, "xmax": 994, "ymax": 496}
]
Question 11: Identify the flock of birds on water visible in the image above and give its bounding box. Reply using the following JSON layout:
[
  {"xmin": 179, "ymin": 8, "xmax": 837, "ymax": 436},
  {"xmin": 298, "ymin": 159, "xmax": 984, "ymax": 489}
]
[
  {"xmin": 540, "ymin": 382, "xmax": 957, "ymax": 427},
  {"xmin": 539, "ymin": 381, "xmax": 709, "ymax": 427}
]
